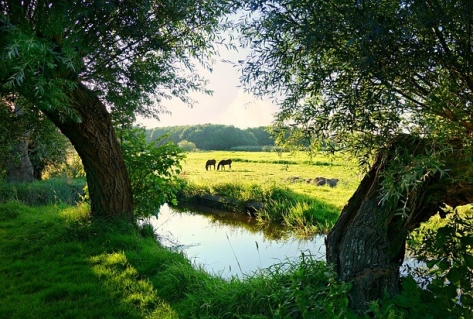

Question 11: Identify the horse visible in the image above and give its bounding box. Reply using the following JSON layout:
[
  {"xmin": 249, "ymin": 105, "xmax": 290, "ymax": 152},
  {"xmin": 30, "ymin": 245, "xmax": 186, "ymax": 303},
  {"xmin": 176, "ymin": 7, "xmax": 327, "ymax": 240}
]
[
  {"xmin": 205, "ymin": 159, "xmax": 216, "ymax": 171},
  {"xmin": 217, "ymin": 159, "xmax": 232, "ymax": 170}
]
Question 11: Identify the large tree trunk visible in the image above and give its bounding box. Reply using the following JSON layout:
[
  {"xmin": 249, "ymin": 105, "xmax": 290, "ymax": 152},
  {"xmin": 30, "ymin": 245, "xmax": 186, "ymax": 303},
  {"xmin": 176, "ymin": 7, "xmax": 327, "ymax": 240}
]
[
  {"xmin": 326, "ymin": 135, "xmax": 472, "ymax": 312},
  {"xmin": 44, "ymin": 83, "xmax": 134, "ymax": 221}
]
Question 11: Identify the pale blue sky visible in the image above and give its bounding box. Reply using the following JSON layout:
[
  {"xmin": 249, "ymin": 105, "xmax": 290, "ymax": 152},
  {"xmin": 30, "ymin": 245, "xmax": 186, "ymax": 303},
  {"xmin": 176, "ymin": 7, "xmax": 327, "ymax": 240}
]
[{"xmin": 136, "ymin": 44, "xmax": 279, "ymax": 129}]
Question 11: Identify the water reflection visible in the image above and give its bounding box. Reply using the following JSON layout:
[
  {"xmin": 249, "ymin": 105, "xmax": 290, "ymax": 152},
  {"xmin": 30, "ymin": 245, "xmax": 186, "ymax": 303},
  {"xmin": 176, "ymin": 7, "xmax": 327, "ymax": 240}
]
[{"xmin": 147, "ymin": 204, "xmax": 326, "ymax": 279}]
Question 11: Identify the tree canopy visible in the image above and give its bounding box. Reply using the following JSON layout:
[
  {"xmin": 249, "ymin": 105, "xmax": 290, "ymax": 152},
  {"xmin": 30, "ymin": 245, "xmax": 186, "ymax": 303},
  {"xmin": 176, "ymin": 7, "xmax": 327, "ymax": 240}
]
[
  {"xmin": 1, "ymin": 0, "xmax": 237, "ymax": 219},
  {"xmin": 1, "ymin": 0, "xmax": 236, "ymax": 123},
  {"xmin": 146, "ymin": 124, "xmax": 274, "ymax": 150},
  {"xmin": 239, "ymin": 0, "xmax": 472, "ymax": 156},
  {"xmin": 238, "ymin": 0, "xmax": 472, "ymax": 311}
]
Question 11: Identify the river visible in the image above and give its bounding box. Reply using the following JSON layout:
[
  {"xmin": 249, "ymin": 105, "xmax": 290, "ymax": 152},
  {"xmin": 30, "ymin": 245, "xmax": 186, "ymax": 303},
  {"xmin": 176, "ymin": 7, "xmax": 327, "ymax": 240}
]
[{"xmin": 146, "ymin": 204, "xmax": 326, "ymax": 279}]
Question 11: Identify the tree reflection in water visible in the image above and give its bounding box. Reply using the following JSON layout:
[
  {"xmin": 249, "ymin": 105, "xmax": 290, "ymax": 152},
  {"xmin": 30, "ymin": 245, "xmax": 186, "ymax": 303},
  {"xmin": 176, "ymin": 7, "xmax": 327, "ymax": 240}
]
[{"xmin": 146, "ymin": 204, "xmax": 326, "ymax": 279}]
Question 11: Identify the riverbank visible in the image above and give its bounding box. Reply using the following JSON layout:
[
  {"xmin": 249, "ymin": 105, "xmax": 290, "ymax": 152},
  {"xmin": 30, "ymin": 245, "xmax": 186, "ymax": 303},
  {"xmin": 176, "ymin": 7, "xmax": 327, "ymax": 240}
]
[
  {"xmin": 176, "ymin": 150, "xmax": 361, "ymax": 235},
  {"xmin": 1, "ymin": 197, "xmax": 470, "ymax": 318},
  {"xmin": 0, "ymin": 201, "xmax": 357, "ymax": 318}
]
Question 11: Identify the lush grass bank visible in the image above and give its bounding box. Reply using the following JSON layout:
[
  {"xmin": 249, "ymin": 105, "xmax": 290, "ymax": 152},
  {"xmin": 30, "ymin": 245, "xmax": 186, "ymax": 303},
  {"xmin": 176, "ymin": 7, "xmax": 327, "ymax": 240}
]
[
  {"xmin": 0, "ymin": 178, "xmax": 86, "ymax": 206},
  {"xmin": 0, "ymin": 201, "xmax": 358, "ymax": 318},
  {"xmin": 177, "ymin": 151, "xmax": 361, "ymax": 234},
  {"xmin": 2, "ymin": 201, "xmax": 470, "ymax": 318}
]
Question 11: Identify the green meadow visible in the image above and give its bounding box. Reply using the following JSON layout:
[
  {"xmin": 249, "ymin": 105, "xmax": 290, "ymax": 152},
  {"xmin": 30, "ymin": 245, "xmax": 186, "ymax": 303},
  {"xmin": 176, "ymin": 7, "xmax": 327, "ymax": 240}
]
[{"xmin": 176, "ymin": 151, "xmax": 362, "ymax": 234}]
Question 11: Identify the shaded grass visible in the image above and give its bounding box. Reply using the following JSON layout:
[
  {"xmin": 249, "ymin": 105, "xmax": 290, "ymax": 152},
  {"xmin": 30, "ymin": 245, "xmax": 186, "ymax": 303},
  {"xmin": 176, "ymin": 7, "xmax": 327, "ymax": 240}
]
[
  {"xmin": 0, "ymin": 201, "xmax": 358, "ymax": 318},
  {"xmin": 0, "ymin": 201, "xmax": 180, "ymax": 318},
  {"xmin": 0, "ymin": 178, "xmax": 86, "ymax": 206},
  {"xmin": 0, "ymin": 201, "xmax": 359, "ymax": 319},
  {"xmin": 1, "ymin": 198, "xmax": 464, "ymax": 319}
]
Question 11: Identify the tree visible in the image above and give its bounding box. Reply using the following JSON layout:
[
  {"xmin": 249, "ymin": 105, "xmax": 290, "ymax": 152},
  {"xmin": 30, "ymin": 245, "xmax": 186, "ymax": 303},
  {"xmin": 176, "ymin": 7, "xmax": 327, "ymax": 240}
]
[
  {"xmin": 238, "ymin": 0, "xmax": 472, "ymax": 311},
  {"xmin": 1, "ymin": 0, "xmax": 235, "ymax": 220},
  {"xmin": 178, "ymin": 140, "xmax": 197, "ymax": 152},
  {"xmin": 2, "ymin": 99, "xmax": 34, "ymax": 182},
  {"xmin": 0, "ymin": 98, "xmax": 70, "ymax": 181}
]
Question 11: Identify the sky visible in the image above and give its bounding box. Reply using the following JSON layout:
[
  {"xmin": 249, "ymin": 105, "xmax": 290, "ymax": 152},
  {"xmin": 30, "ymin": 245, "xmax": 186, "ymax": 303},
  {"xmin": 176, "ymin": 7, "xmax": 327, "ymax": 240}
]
[{"xmin": 135, "ymin": 46, "xmax": 280, "ymax": 130}]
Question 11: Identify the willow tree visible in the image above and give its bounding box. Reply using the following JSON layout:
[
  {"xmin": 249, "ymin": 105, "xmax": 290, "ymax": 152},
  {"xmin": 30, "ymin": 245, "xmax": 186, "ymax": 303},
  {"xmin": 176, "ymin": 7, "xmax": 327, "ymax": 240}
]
[
  {"xmin": 238, "ymin": 0, "xmax": 472, "ymax": 311},
  {"xmin": 0, "ymin": 0, "xmax": 235, "ymax": 220}
]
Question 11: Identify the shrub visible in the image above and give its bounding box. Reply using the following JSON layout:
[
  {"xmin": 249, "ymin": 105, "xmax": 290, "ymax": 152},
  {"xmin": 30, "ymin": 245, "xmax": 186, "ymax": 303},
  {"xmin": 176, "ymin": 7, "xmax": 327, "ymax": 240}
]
[
  {"xmin": 178, "ymin": 140, "xmax": 197, "ymax": 152},
  {"xmin": 118, "ymin": 127, "xmax": 185, "ymax": 218}
]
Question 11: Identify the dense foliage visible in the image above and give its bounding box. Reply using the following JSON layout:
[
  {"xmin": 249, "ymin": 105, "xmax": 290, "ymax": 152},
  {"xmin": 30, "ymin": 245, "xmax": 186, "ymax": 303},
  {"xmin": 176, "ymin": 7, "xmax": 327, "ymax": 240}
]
[
  {"xmin": 146, "ymin": 124, "xmax": 274, "ymax": 151},
  {"xmin": 0, "ymin": 0, "xmax": 237, "ymax": 123},
  {"xmin": 0, "ymin": 98, "xmax": 70, "ymax": 180},
  {"xmin": 238, "ymin": 0, "xmax": 471, "ymax": 154},
  {"xmin": 118, "ymin": 127, "xmax": 185, "ymax": 218}
]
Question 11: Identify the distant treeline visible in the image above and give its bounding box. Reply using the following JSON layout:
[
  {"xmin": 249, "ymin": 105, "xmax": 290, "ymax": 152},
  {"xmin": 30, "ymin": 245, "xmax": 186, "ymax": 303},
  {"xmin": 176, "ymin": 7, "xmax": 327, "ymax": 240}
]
[{"xmin": 145, "ymin": 124, "xmax": 275, "ymax": 151}]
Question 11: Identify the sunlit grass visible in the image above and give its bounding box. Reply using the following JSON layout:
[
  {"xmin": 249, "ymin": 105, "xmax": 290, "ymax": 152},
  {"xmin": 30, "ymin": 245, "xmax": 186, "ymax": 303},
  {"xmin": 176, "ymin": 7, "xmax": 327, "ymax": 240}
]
[
  {"xmin": 180, "ymin": 150, "xmax": 361, "ymax": 210},
  {"xmin": 178, "ymin": 151, "xmax": 361, "ymax": 234},
  {"xmin": 0, "ymin": 201, "xmax": 179, "ymax": 318}
]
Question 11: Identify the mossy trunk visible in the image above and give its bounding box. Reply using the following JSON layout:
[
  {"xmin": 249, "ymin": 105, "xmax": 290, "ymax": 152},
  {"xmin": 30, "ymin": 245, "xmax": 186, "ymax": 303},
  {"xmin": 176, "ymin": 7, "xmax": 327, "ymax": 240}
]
[
  {"xmin": 325, "ymin": 135, "xmax": 472, "ymax": 312},
  {"xmin": 44, "ymin": 83, "xmax": 134, "ymax": 221}
]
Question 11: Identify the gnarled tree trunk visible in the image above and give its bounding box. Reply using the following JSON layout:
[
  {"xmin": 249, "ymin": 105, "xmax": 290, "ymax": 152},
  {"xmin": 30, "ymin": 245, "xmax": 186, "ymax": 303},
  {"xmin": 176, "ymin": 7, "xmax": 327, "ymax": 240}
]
[
  {"xmin": 326, "ymin": 135, "xmax": 472, "ymax": 312},
  {"xmin": 44, "ymin": 83, "xmax": 133, "ymax": 221}
]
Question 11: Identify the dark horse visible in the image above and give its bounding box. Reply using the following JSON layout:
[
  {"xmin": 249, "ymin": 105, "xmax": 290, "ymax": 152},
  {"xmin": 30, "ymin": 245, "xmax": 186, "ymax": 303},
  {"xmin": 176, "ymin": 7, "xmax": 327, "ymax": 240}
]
[
  {"xmin": 217, "ymin": 159, "xmax": 232, "ymax": 170},
  {"xmin": 205, "ymin": 159, "xmax": 216, "ymax": 171}
]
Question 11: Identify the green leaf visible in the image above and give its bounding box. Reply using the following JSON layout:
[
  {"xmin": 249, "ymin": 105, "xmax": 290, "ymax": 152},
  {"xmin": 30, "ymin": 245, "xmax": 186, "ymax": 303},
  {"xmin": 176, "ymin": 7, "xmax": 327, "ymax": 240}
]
[{"xmin": 446, "ymin": 268, "xmax": 462, "ymax": 285}]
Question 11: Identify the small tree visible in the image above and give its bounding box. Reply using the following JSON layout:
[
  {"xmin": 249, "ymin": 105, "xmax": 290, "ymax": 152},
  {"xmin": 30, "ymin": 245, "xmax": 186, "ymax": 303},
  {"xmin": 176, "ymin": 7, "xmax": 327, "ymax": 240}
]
[
  {"xmin": 178, "ymin": 140, "xmax": 197, "ymax": 152},
  {"xmin": 118, "ymin": 127, "xmax": 185, "ymax": 218}
]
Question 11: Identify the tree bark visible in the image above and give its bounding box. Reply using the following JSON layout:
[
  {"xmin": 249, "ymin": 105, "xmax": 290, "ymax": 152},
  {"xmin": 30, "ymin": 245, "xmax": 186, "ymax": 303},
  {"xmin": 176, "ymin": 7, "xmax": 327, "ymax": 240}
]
[
  {"xmin": 44, "ymin": 83, "xmax": 134, "ymax": 221},
  {"xmin": 6, "ymin": 136, "xmax": 34, "ymax": 183},
  {"xmin": 325, "ymin": 135, "xmax": 472, "ymax": 312},
  {"xmin": 6, "ymin": 103, "xmax": 34, "ymax": 183}
]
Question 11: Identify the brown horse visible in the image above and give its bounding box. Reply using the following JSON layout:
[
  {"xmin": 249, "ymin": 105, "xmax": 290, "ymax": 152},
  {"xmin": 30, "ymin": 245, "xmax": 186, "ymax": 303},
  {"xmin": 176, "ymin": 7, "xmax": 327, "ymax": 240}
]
[
  {"xmin": 217, "ymin": 159, "xmax": 232, "ymax": 170},
  {"xmin": 205, "ymin": 159, "xmax": 216, "ymax": 171}
]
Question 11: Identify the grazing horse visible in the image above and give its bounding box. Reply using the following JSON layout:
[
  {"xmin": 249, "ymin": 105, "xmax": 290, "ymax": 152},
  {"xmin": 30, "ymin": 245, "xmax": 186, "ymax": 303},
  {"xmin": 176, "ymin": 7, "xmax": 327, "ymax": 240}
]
[
  {"xmin": 217, "ymin": 159, "xmax": 232, "ymax": 170},
  {"xmin": 205, "ymin": 159, "xmax": 216, "ymax": 171}
]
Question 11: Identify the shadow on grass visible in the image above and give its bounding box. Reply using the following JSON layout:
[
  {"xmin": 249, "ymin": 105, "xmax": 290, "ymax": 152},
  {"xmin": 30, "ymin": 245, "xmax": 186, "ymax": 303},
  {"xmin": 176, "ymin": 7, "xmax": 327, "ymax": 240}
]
[
  {"xmin": 0, "ymin": 202, "xmax": 178, "ymax": 318},
  {"xmin": 0, "ymin": 201, "xmax": 358, "ymax": 319}
]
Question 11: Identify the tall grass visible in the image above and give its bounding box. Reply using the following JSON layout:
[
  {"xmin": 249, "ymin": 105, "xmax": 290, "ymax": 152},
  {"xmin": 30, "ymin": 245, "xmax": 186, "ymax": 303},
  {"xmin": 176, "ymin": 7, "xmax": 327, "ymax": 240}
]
[{"xmin": 0, "ymin": 178, "xmax": 86, "ymax": 206}]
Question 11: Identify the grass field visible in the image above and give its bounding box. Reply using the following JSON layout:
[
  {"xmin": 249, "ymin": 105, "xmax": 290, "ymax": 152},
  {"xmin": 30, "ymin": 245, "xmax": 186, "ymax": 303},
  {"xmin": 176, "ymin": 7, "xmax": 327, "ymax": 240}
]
[
  {"xmin": 175, "ymin": 151, "xmax": 362, "ymax": 234},
  {"xmin": 179, "ymin": 150, "xmax": 361, "ymax": 211}
]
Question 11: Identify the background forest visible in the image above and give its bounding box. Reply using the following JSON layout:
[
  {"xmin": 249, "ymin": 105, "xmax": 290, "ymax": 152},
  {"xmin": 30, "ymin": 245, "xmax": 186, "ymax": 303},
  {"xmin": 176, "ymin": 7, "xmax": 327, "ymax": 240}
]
[{"xmin": 145, "ymin": 124, "xmax": 275, "ymax": 151}]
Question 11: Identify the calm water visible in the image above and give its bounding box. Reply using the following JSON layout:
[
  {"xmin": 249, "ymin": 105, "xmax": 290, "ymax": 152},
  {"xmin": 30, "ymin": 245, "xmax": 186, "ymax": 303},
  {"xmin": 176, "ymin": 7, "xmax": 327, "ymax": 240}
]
[{"xmin": 146, "ymin": 204, "xmax": 326, "ymax": 279}]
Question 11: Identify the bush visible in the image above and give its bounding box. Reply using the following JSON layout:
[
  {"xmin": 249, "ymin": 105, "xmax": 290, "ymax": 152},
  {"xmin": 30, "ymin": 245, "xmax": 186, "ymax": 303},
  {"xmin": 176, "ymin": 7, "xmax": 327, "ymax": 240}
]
[
  {"xmin": 118, "ymin": 127, "xmax": 185, "ymax": 218},
  {"xmin": 373, "ymin": 205, "xmax": 473, "ymax": 318},
  {"xmin": 178, "ymin": 140, "xmax": 197, "ymax": 152}
]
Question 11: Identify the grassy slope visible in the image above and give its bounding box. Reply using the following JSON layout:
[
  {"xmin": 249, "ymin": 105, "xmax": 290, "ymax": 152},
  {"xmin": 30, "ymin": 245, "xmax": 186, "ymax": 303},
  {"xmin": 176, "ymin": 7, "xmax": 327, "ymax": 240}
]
[
  {"xmin": 0, "ymin": 201, "xmax": 357, "ymax": 319},
  {"xmin": 0, "ymin": 202, "xmax": 187, "ymax": 318}
]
